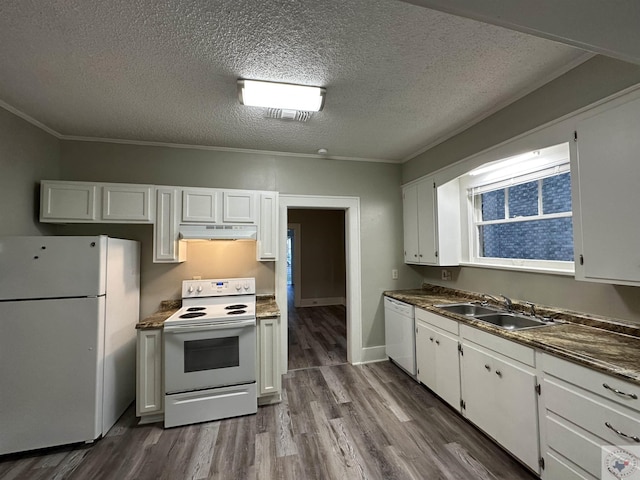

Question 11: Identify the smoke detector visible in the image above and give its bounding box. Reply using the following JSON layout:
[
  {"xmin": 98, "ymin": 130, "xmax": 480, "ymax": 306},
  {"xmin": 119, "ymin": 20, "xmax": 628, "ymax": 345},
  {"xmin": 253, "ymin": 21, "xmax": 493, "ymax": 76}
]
[{"xmin": 266, "ymin": 108, "xmax": 311, "ymax": 122}]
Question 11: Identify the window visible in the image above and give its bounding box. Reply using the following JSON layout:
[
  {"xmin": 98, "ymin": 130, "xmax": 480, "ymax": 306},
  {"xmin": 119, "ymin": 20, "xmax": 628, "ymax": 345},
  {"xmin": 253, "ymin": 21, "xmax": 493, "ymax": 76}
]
[{"xmin": 465, "ymin": 143, "xmax": 574, "ymax": 272}]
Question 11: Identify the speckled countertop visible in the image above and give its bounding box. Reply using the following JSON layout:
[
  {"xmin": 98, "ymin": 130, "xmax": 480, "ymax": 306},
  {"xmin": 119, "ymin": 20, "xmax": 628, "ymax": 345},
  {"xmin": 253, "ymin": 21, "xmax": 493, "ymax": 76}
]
[
  {"xmin": 384, "ymin": 285, "xmax": 640, "ymax": 386},
  {"xmin": 136, "ymin": 295, "xmax": 281, "ymax": 330}
]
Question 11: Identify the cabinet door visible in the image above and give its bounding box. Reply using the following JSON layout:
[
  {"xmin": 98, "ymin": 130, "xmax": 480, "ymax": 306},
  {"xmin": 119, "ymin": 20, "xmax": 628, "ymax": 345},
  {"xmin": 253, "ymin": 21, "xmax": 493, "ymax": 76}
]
[
  {"xmin": 436, "ymin": 330, "xmax": 461, "ymax": 410},
  {"xmin": 258, "ymin": 317, "xmax": 281, "ymax": 396},
  {"xmin": 403, "ymin": 184, "xmax": 420, "ymax": 263},
  {"xmin": 462, "ymin": 341, "xmax": 539, "ymax": 473},
  {"xmin": 575, "ymin": 95, "xmax": 640, "ymax": 285},
  {"xmin": 102, "ymin": 184, "xmax": 153, "ymax": 222},
  {"xmin": 416, "ymin": 321, "xmax": 437, "ymax": 391},
  {"xmin": 40, "ymin": 181, "xmax": 97, "ymax": 222},
  {"xmin": 257, "ymin": 192, "xmax": 278, "ymax": 261},
  {"xmin": 417, "ymin": 179, "xmax": 437, "ymax": 264},
  {"xmin": 136, "ymin": 329, "xmax": 163, "ymax": 416},
  {"xmin": 182, "ymin": 188, "xmax": 222, "ymax": 223},
  {"xmin": 491, "ymin": 353, "xmax": 539, "ymax": 472},
  {"xmin": 154, "ymin": 188, "xmax": 186, "ymax": 263},
  {"xmin": 461, "ymin": 342, "xmax": 497, "ymax": 436},
  {"xmin": 223, "ymin": 191, "xmax": 256, "ymax": 223}
]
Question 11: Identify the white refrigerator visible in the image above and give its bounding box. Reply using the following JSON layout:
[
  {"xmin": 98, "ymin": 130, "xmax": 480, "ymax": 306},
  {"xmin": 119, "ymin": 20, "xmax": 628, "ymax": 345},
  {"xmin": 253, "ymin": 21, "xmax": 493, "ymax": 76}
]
[{"xmin": 0, "ymin": 235, "xmax": 140, "ymax": 455}]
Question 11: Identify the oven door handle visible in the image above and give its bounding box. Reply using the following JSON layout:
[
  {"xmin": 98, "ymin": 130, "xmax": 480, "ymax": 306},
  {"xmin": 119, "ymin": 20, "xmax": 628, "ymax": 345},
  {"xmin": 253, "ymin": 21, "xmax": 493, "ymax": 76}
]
[{"xmin": 164, "ymin": 318, "xmax": 256, "ymax": 334}]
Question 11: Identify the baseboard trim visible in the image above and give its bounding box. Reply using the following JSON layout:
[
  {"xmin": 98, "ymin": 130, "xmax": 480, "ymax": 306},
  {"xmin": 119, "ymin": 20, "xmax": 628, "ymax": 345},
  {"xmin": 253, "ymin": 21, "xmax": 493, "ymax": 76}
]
[
  {"xmin": 299, "ymin": 296, "xmax": 346, "ymax": 307},
  {"xmin": 355, "ymin": 345, "xmax": 387, "ymax": 365}
]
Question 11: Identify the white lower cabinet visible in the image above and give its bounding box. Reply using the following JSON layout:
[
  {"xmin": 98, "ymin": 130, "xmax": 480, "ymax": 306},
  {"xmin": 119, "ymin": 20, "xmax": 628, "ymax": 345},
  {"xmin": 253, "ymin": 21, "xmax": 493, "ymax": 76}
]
[
  {"xmin": 460, "ymin": 324, "xmax": 540, "ymax": 473},
  {"xmin": 257, "ymin": 316, "xmax": 281, "ymax": 405},
  {"xmin": 415, "ymin": 309, "xmax": 460, "ymax": 410},
  {"xmin": 136, "ymin": 329, "xmax": 164, "ymax": 423},
  {"xmin": 539, "ymin": 354, "xmax": 640, "ymax": 480}
]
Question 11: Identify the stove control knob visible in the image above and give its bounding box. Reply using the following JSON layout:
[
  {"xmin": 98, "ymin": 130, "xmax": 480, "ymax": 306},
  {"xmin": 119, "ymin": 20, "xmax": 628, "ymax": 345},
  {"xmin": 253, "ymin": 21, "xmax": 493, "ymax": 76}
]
[
  {"xmin": 188, "ymin": 286, "xmax": 194, "ymax": 293},
  {"xmin": 235, "ymin": 284, "xmax": 241, "ymax": 291},
  {"xmin": 243, "ymin": 282, "xmax": 250, "ymax": 290},
  {"xmin": 197, "ymin": 286, "xmax": 203, "ymax": 293}
]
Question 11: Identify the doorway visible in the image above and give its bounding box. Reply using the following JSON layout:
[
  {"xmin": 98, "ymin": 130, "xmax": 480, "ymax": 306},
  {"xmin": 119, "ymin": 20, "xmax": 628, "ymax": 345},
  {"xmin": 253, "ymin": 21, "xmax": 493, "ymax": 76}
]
[
  {"xmin": 277, "ymin": 195, "xmax": 362, "ymax": 372},
  {"xmin": 286, "ymin": 210, "xmax": 346, "ymax": 370}
]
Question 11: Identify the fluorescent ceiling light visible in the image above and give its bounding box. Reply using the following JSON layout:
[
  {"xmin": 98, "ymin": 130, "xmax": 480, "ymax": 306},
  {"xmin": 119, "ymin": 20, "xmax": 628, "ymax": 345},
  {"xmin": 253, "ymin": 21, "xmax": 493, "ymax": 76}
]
[{"xmin": 238, "ymin": 79, "xmax": 326, "ymax": 112}]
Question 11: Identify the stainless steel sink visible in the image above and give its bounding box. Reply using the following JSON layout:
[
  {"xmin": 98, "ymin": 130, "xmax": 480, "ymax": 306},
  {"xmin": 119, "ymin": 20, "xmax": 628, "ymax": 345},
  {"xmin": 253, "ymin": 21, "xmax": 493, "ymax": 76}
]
[
  {"xmin": 473, "ymin": 313, "xmax": 554, "ymax": 330},
  {"xmin": 435, "ymin": 303, "xmax": 500, "ymax": 316}
]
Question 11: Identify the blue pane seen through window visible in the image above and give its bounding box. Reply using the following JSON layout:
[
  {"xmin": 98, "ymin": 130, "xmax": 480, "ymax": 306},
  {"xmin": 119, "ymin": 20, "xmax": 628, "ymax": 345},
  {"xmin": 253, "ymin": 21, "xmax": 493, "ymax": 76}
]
[
  {"xmin": 481, "ymin": 190, "xmax": 505, "ymax": 221},
  {"xmin": 508, "ymin": 181, "xmax": 538, "ymax": 218},
  {"xmin": 480, "ymin": 217, "xmax": 574, "ymax": 261},
  {"xmin": 542, "ymin": 172, "xmax": 572, "ymax": 214}
]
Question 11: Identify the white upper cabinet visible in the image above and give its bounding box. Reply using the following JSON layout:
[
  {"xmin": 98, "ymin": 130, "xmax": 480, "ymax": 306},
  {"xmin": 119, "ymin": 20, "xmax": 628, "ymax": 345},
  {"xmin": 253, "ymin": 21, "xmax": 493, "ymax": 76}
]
[
  {"xmin": 223, "ymin": 191, "xmax": 257, "ymax": 224},
  {"xmin": 154, "ymin": 187, "xmax": 186, "ymax": 263},
  {"xmin": 257, "ymin": 192, "xmax": 278, "ymax": 261},
  {"xmin": 40, "ymin": 181, "xmax": 97, "ymax": 222},
  {"xmin": 574, "ymin": 95, "xmax": 640, "ymax": 286},
  {"xmin": 181, "ymin": 188, "xmax": 222, "ymax": 223},
  {"xmin": 102, "ymin": 184, "xmax": 154, "ymax": 223},
  {"xmin": 41, "ymin": 180, "xmax": 277, "ymax": 263},
  {"xmin": 403, "ymin": 177, "xmax": 460, "ymax": 266},
  {"xmin": 41, "ymin": 180, "xmax": 153, "ymax": 223}
]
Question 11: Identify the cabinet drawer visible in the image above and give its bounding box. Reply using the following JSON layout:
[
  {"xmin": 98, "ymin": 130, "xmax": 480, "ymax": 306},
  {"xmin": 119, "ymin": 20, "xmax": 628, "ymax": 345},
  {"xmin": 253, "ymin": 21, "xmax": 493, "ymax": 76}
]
[
  {"xmin": 545, "ymin": 451, "xmax": 595, "ymax": 480},
  {"xmin": 545, "ymin": 413, "xmax": 602, "ymax": 478},
  {"xmin": 460, "ymin": 324, "xmax": 534, "ymax": 366},
  {"xmin": 543, "ymin": 354, "xmax": 640, "ymax": 413},
  {"xmin": 544, "ymin": 377, "xmax": 640, "ymax": 447},
  {"xmin": 415, "ymin": 308, "xmax": 459, "ymax": 335}
]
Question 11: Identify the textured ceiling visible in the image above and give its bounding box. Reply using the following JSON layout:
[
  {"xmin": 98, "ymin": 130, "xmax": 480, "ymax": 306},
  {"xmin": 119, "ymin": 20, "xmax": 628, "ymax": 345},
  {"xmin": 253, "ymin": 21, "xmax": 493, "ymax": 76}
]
[{"xmin": 0, "ymin": 0, "xmax": 587, "ymax": 162}]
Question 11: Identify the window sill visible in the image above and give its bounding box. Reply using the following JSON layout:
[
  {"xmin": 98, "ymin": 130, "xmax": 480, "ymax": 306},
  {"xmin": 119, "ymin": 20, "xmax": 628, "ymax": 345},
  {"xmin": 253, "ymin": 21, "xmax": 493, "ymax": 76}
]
[{"xmin": 459, "ymin": 261, "xmax": 575, "ymax": 276}]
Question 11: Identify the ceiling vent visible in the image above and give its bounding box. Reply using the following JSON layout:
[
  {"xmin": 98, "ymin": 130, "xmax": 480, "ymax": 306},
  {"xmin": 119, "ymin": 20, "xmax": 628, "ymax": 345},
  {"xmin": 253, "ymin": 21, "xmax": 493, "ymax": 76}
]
[{"xmin": 267, "ymin": 108, "xmax": 311, "ymax": 122}]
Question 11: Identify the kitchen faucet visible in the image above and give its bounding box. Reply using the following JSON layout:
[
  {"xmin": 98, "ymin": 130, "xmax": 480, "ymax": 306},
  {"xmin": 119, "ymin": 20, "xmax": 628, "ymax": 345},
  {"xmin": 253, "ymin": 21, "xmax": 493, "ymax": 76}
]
[{"xmin": 482, "ymin": 293, "xmax": 513, "ymax": 312}]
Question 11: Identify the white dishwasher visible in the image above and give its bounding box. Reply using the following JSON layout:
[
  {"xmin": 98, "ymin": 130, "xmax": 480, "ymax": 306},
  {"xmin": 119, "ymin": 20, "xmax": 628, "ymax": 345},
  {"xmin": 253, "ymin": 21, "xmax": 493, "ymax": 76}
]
[{"xmin": 384, "ymin": 297, "xmax": 416, "ymax": 376}]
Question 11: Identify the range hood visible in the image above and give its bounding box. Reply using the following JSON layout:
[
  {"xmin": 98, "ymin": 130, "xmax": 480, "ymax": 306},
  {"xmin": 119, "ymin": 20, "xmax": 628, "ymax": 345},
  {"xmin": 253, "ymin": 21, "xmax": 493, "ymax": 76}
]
[{"xmin": 178, "ymin": 224, "xmax": 258, "ymax": 241}]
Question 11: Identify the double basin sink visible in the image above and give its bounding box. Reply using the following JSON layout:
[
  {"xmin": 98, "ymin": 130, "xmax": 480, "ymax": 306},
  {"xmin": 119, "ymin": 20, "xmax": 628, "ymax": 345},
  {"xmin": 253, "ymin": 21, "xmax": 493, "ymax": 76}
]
[{"xmin": 435, "ymin": 302, "xmax": 560, "ymax": 331}]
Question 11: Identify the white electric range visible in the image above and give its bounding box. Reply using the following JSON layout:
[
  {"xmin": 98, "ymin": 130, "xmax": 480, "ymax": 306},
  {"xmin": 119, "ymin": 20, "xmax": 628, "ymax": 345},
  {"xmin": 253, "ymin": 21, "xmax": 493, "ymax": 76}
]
[{"xmin": 163, "ymin": 278, "xmax": 257, "ymax": 428}]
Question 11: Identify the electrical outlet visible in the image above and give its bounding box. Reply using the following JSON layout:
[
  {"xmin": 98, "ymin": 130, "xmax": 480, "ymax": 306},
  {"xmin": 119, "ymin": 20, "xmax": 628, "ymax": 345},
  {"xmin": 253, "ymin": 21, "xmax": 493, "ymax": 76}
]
[
  {"xmin": 392, "ymin": 269, "xmax": 398, "ymax": 280},
  {"xmin": 441, "ymin": 269, "xmax": 452, "ymax": 281}
]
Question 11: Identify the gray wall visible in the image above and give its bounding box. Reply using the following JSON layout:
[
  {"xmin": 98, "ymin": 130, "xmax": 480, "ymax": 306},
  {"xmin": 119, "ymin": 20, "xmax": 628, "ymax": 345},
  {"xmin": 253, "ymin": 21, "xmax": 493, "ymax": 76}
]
[
  {"xmin": 0, "ymin": 108, "xmax": 60, "ymax": 236},
  {"xmin": 404, "ymin": 56, "xmax": 640, "ymax": 326},
  {"xmin": 288, "ymin": 209, "xmax": 346, "ymax": 301},
  {"xmin": 58, "ymin": 140, "xmax": 422, "ymax": 348}
]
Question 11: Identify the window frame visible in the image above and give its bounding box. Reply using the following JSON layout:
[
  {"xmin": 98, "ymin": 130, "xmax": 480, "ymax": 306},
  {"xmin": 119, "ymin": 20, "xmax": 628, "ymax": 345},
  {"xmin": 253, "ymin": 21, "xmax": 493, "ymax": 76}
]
[{"xmin": 461, "ymin": 145, "xmax": 575, "ymax": 274}]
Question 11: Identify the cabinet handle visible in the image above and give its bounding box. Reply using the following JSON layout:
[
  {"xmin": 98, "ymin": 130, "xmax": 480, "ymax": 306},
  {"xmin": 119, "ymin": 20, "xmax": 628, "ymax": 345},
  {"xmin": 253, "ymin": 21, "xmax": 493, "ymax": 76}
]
[
  {"xmin": 435, "ymin": 340, "xmax": 440, "ymax": 345},
  {"xmin": 603, "ymin": 383, "xmax": 638, "ymax": 399},
  {"xmin": 484, "ymin": 364, "xmax": 491, "ymax": 371},
  {"xmin": 429, "ymin": 337, "xmax": 434, "ymax": 342},
  {"xmin": 605, "ymin": 422, "xmax": 640, "ymax": 442},
  {"xmin": 495, "ymin": 370, "xmax": 502, "ymax": 377},
  {"xmin": 414, "ymin": 254, "xmax": 418, "ymax": 258}
]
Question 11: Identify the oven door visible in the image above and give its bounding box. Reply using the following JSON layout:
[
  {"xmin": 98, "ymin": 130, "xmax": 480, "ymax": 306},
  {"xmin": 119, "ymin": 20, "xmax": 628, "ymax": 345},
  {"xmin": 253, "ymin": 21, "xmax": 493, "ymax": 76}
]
[{"xmin": 164, "ymin": 318, "xmax": 256, "ymax": 394}]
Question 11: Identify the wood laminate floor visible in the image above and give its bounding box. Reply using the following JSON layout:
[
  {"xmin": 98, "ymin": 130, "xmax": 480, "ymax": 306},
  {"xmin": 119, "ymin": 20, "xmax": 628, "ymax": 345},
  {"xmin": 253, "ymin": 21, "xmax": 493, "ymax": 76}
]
[
  {"xmin": 0, "ymin": 300, "xmax": 537, "ymax": 480},
  {"xmin": 287, "ymin": 288, "xmax": 348, "ymax": 370}
]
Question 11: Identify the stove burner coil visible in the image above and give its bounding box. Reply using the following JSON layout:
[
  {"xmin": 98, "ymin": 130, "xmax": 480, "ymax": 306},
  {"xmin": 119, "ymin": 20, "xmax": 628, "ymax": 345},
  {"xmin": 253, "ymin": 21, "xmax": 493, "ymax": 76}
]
[
  {"xmin": 225, "ymin": 304, "xmax": 248, "ymax": 310},
  {"xmin": 186, "ymin": 307, "xmax": 206, "ymax": 312},
  {"xmin": 179, "ymin": 312, "xmax": 207, "ymax": 319},
  {"xmin": 227, "ymin": 310, "xmax": 247, "ymax": 315}
]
